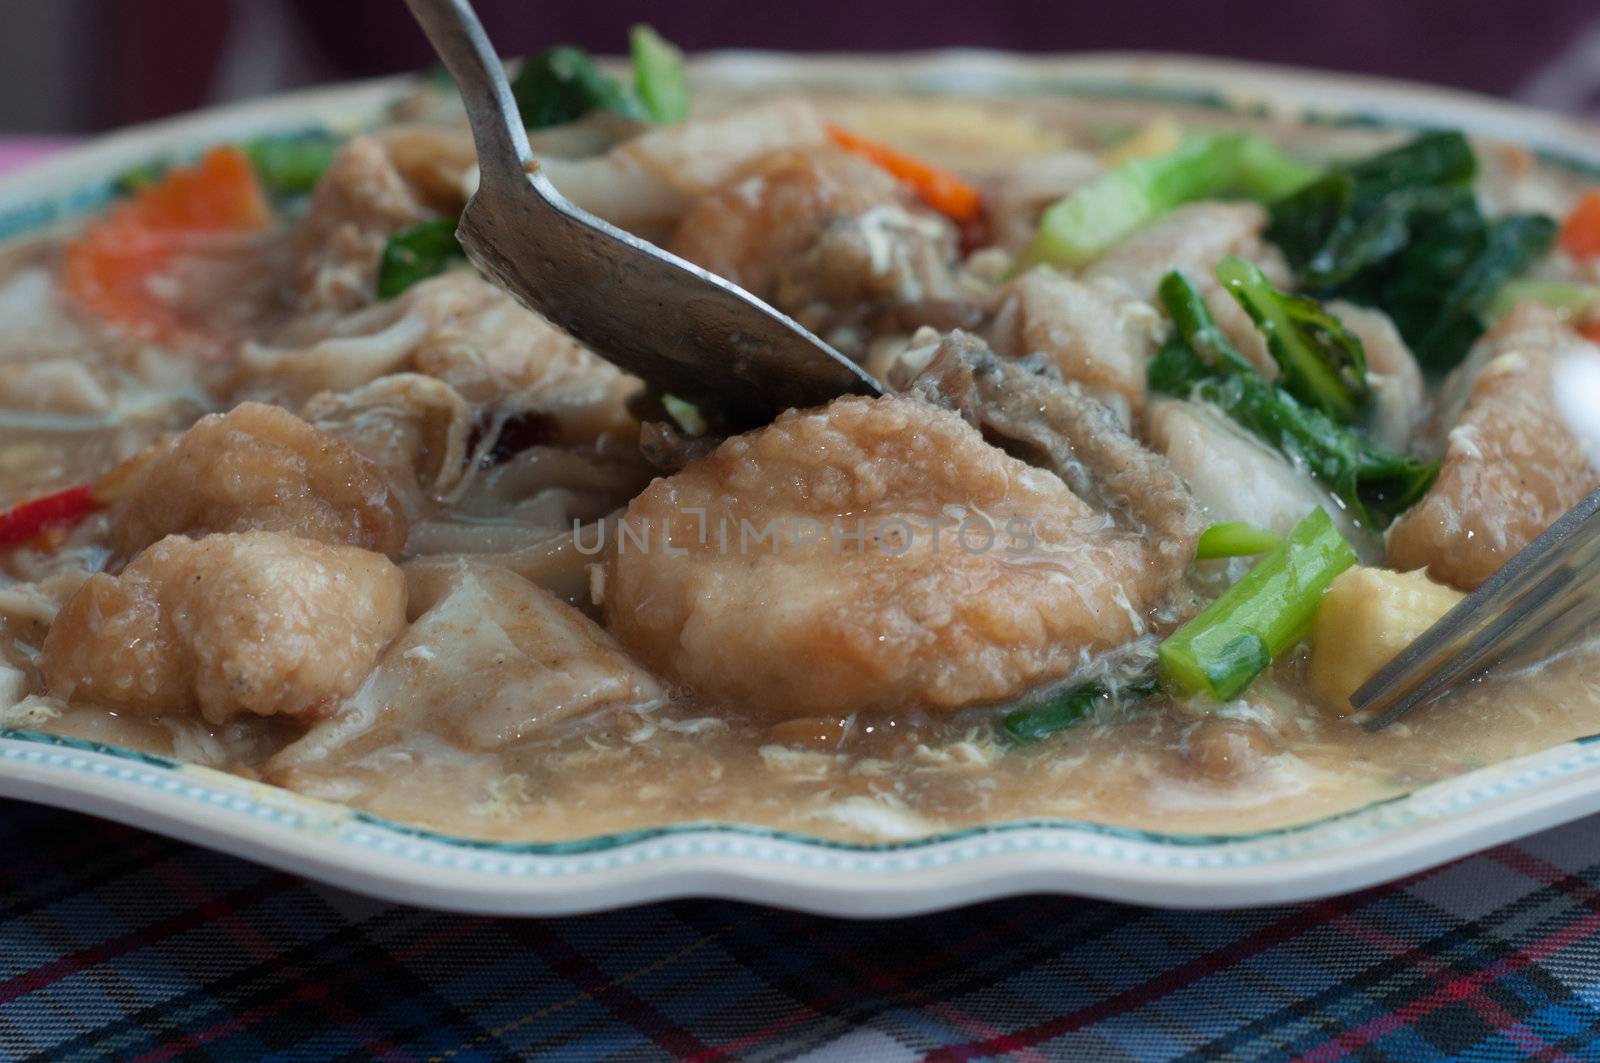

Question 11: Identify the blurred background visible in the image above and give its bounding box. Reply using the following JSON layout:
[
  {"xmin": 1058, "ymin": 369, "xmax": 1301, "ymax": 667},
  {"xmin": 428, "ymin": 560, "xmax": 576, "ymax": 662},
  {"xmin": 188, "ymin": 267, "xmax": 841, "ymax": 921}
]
[{"xmin": 4, "ymin": 0, "xmax": 1600, "ymax": 133}]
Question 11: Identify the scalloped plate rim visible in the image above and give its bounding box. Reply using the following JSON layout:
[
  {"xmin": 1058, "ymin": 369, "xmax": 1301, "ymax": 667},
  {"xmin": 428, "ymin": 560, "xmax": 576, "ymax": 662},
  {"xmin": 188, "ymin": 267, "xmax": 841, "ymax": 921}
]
[{"xmin": 1, "ymin": 52, "xmax": 1597, "ymax": 916}]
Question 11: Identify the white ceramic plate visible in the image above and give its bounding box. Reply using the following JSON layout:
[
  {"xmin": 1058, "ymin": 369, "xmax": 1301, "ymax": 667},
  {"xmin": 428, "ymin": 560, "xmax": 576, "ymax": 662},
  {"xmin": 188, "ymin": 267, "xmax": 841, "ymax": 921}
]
[{"xmin": 2, "ymin": 53, "xmax": 1597, "ymax": 917}]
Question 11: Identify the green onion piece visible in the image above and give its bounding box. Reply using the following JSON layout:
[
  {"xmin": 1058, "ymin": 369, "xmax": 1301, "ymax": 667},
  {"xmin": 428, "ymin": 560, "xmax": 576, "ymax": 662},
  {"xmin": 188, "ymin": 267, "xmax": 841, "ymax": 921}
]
[
  {"xmin": 239, "ymin": 133, "xmax": 339, "ymax": 196},
  {"xmin": 1215, "ymin": 254, "xmax": 1370, "ymax": 424},
  {"xmin": 630, "ymin": 25, "xmax": 689, "ymax": 124},
  {"xmin": 1196, "ymin": 521, "xmax": 1284, "ymax": 559},
  {"xmin": 661, "ymin": 394, "xmax": 706, "ymax": 436},
  {"xmin": 1159, "ymin": 508, "xmax": 1356, "ymax": 702},
  {"xmin": 1002, "ymin": 678, "xmax": 1157, "ymax": 744},
  {"xmin": 377, "ymin": 219, "xmax": 465, "ymax": 299},
  {"xmin": 1488, "ymin": 279, "xmax": 1600, "ymax": 321},
  {"xmin": 1020, "ymin": 132, "xmax": 1321, "ymax": 269}
]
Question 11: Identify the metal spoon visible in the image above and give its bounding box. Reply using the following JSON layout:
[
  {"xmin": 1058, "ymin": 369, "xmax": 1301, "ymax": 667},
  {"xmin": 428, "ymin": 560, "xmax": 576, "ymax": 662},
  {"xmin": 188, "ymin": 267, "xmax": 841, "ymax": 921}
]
[
  {"xmin": 1355, "ymin": 487, "xmax": 1600, "ymax": 731},
  {"xmin": 403, "ymin": 0, "xmax": 882, "ymax": 427}
]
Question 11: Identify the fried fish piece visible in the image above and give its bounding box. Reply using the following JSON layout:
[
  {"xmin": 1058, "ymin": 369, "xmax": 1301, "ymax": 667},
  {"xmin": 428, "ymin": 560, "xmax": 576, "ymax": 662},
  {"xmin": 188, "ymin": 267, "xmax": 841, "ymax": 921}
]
[
  {"xmin": 41, "ymin": 530, "xmax": 405, "ymax": 724},
  {"xmin": 104, "ymin": 401, "xmax": 409, "ymax": 560},
  {"xmin": 606, "ymin": 389, "xmax": 1198, "ymax": 719}
]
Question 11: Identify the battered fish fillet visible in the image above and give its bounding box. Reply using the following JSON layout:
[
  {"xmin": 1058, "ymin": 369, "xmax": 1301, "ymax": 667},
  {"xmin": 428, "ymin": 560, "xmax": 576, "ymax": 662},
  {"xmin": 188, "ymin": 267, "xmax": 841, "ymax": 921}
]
[
  {"xmin": 670, "ymin": 147, "xmax": 902, "ymax": 299},
  {"xmin": 1386, "ymin": 328, "xmax": 1598, "ymax": 590},
  {"xmin": 989, "ymin": 268, "xmax": 1155, "ymax": 424},
  {"xmin": 605, "ymin": 388, "xmax": 1199, "ymax": 719},
  {"xmin": 41, "ymin": 531, "xmax": 406, "ymax": 725},
  {"xmin": 104, "ymin": 401, "xmax": 409, "ymax": 561}
]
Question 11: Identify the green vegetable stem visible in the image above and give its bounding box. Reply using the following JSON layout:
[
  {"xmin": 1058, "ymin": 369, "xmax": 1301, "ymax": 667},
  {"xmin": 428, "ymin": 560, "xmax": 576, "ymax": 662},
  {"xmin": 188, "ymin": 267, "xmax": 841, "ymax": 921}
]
[
  {"xmin": 630, "ymin": 25, "xmax": 689, "ymax": 124},
  {"xmin": 1215, "ymin": 255, "xmax": 1370, "ymax": 424},
  {"xmin": 1020, "ymin": 132, "xmax": 1318, "ymax": 269},
  {"xmin": 1159, "ymin": 508, "xmax": 1356, "ymax": 703},
  {"xmin": 1153, "ymin": 271, "xmax": 1437, "ymax": 530}
]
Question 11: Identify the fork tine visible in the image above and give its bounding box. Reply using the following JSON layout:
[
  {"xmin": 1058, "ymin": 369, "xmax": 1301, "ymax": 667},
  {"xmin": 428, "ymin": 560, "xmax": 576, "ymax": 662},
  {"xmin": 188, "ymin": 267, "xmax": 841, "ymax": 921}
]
[{"xmin": 1355, "ymin": 487, "xmax": 1600, "ymax": 732}]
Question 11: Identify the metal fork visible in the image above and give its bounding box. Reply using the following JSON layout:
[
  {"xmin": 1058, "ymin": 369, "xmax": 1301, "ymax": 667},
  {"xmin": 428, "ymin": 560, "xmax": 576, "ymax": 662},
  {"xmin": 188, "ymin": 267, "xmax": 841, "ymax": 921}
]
[
  {"xmin": 403, "ymin": 0, "xmax": 882, "ymax": 426},
  {"xmin": 1355, "ymin": 487, "xmax": 1600, "ymax": 731}
]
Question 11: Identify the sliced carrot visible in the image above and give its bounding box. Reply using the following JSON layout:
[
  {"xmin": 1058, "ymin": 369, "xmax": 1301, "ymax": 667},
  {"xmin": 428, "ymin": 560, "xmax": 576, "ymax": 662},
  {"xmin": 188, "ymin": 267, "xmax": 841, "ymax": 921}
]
[
  {"xmin": 0, "ymin": 484, "xmax": 100, "ymax": 550},
  {"xmin": 826, "ymin": 125, "xmax": 982, "ymax": 224},
  {"xmin": 1578, "ymin": 320, "xmax": 1600, "ymax": 345},
  {"xmin": 1559, "ymin": 189, "xmax": 1600, "ymax": 260},
  {"xmin": 63, "ymin": 146, "xmax": 270, "ymax": 341}
]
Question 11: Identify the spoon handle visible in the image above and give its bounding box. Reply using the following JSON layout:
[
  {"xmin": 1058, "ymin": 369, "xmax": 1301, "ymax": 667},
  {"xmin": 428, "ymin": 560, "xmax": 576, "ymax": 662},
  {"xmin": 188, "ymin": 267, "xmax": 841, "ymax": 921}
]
[{"xmin": 402, "ymin": 0, "xmax": 531, "ymax": 185}]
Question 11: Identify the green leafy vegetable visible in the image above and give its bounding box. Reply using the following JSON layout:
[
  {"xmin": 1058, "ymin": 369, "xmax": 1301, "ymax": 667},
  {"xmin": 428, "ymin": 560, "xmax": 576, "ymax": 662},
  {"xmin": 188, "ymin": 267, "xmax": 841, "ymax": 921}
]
[
  {"xmin": 1021, "ymin": 132, "xmax": 1319, "ymax": 269},
  {"xmin": 1215, "ymin": 255, "xmax": 1369, "ymax": 423},
  {"xmin": 510, "ymin": 46, "xmax": 645, "ymax": 129},
  {"xmin": 1146, "ymin": 334, "xmax": 1217, "ymax": 395},
  {"xmin": 1150, "ymin": 339, "xmax": 1436, "ymax": 528},
  {"xmin": 1196, "ymin": 521, "xmax": 1283, "ymax": 560},
  {"xmin": 1335, "ymin": 130, "xmax": 1478, "ymax": 196},
  {"xmin": 1002, "ymin": 678, "xmax": 1158, "ymax": 743},
  {"xmin": 1159, "ymin": 508, "xmax": 1356, "ymax": 703},
  {"xmin": 377, "ymin": 219, "xmax": 465, "ymax": 299},
  {"xmin": 1154, "ymin": 271, "xmax": 1438, "ymax": 528},
  {"xmin": 1367, "ymin": 207, "xmax": 1557, "ymax": 372},
  {"xmin": 510, "ymin": 28, "xmax": 689, "ymax": 131},
  {"xmin": 630, "ymin": 25, "xmax": 689, "ymax": 124},
  {"xmin": 1268, "ymin": 132, "xmax": 1477, "ymax": 289},
  {"xmin": 1268, "ymin": 131, "xmax": 1557, "ymax": 372},
  {"xmin": 239, "ymin": 132, "xmax": 339, "ymax": 195}
]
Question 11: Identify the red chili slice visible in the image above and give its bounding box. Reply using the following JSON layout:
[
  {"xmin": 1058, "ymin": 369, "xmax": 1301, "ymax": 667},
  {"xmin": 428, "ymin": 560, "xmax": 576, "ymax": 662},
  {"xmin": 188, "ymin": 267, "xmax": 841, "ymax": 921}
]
[{"xmin": 0, "ymin": 484, "xmax": 101, "ymax": 549}]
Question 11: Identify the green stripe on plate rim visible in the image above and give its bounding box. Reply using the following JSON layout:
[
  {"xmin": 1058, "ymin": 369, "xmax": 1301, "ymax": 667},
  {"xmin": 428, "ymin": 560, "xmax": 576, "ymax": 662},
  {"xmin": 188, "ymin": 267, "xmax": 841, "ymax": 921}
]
[{"xmin": 7, "ymin": 727, "xmax": 1600, "ymax": 871}]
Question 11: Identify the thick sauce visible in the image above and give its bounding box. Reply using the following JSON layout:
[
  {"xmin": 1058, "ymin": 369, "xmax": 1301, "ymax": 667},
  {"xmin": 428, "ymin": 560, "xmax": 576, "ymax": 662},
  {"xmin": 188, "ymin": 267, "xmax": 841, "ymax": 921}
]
[{"xmin": 30, "ymin": 635, "xmax": 1600, "ymax": 842}]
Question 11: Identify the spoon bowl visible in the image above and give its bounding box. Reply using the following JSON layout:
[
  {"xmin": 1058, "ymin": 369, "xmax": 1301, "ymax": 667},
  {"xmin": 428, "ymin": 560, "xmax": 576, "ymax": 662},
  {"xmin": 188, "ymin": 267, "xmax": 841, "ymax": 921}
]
[{"xmin": 405, "ymin": 0, "xmax": 883, "ymax": 426}]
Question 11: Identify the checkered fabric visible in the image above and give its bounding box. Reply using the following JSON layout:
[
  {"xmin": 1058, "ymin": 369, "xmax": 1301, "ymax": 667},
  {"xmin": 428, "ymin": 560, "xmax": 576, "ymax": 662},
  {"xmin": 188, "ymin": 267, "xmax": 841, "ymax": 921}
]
[{"xmin": 4, "ymin": 800, "xmax": 1600, "ymax": 1061}]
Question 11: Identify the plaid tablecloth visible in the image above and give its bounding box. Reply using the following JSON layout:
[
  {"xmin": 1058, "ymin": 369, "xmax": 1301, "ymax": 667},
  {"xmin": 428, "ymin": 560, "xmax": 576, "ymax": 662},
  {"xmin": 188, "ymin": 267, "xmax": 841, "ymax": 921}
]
[{"xmin": 5, "ymin": 797, "xmax": 1600, "ymax": 1061}]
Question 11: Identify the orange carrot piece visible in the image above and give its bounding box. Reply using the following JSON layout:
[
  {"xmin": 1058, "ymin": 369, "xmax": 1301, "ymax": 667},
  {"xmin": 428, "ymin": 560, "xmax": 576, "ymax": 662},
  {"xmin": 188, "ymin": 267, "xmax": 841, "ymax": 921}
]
[
  {"xmin": 826, "ymin": 125, "xmax": 982, "ymax": 224},
  {"xmin": 1559, "ymin": 189, "xmax": 1600, "ymax": 260},
  {"xmin": 1578, "ymin": 320, "xmax": 1600, "ymax": 345},
  {"xmin": 63, "ymin": 146, "xmax": 270, "ymax": 341}
]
